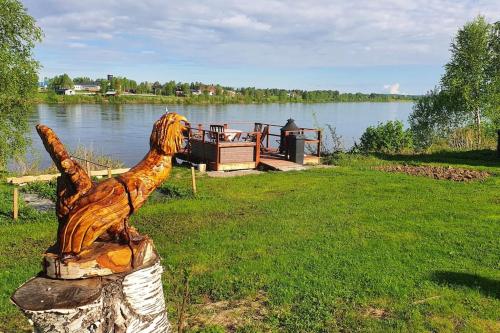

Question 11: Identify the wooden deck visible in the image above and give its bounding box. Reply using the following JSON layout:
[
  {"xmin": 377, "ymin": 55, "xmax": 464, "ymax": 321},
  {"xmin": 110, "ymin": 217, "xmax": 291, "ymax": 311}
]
[
  {"xmin": 259, "ymin": 155, "xmax": 307, "ymax": 171},
  {"xmin": 183, "ymin": 122, "xmax": 322, "ymax": 171}
]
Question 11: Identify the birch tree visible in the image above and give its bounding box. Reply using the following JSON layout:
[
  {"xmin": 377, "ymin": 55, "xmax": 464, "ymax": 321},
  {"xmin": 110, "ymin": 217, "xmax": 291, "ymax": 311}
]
[{"xmin": 0, "ymin": 0, "xmax": 42, "ymax": 169}]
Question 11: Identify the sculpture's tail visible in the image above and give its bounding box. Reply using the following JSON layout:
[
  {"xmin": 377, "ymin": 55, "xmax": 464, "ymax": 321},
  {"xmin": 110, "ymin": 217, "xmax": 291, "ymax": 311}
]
[{"xmin": 36, "ymin": 125, "xmax": 93, "ymax": 221}]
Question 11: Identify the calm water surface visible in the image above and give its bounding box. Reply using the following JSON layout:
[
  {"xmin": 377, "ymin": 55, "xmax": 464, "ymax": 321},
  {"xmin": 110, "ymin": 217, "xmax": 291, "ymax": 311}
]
[{"xmin": 29, "ymin": 102, "xmax": 414, "ymax": 167}]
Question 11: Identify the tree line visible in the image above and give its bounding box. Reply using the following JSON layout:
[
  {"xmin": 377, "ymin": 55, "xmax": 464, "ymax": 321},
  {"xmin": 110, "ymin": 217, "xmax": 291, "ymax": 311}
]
[{"xmin": 44, "ymin": 74, "xmax": 417, "ymax": 103}]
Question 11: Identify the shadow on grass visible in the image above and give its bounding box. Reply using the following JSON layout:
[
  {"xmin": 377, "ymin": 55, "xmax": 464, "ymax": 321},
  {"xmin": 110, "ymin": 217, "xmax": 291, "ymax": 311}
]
[
  {"xmin": 432, "ymin": 271, "xmax": 499, "ymax": 299},
  {"xmin": 373, "ymin": 149, "xmax": 499, "ymax": 168}
]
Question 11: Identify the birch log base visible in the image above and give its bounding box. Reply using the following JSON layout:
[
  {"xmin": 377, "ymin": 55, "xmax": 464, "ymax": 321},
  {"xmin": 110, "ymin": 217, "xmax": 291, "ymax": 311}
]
[{"xmin": 11, "ymin": 260, "xmax": 171, "ymax": 333}]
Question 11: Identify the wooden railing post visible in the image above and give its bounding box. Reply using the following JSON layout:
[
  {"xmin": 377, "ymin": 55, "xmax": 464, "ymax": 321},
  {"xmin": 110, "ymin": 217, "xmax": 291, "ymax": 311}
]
[
  {"xmin": 13, "ymin": 187, "xmax": 19, "ymax": 220},
  {"xmin": 107, "ymin": 167, "xmax": 112, "ymax": 179},
  {"xmin": 215, "ymin": 133, "xmax": 220, "ymax": 169},
  {"xmin": 191, "ymin": 167, "xmax": 197, "ymax": 196},
  {"xmin": 255, "ymin": 132, "xmax": 261, "ymax": 166},
  {"xmin": 317, "ymin": 130, "xmax": 322, "ymax": 157}
]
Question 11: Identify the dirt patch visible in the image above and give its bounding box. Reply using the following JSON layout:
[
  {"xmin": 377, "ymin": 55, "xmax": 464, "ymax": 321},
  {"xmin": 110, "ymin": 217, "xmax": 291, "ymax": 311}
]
[
  {"xmin": 185, "ymin": 292, "xmax": 268, "ymax": 332},
  {"xmin": 23, "ymin": 193, "xmax": 55, "ymax": 211},
  {"xmin": 363, "ymin": 307, "xmax": 391, "ymax": 320},
  {"xmin": 378, "ymin": 165, "xmax": 490, "ymax": 182}
]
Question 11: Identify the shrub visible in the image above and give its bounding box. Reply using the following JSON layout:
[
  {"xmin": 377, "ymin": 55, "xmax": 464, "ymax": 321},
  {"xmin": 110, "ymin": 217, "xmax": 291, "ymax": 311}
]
[
  {"xmin": 359, "ymin": 120, "xmax": 413, "ymax": 153},
  {"xmin": 22, "ymin": 181, "xmax": 57, "ymax": 201}
]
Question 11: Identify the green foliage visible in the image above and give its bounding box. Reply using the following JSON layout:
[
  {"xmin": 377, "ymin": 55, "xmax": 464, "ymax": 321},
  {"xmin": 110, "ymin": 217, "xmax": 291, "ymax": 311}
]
[
  {"xmin": 21, "ymin": 181, "xmax": 57, "ymax": 202},
  {"xmin": 36, "ymin": 91, "xmax": 415, "ymax": 106},
  {"xmin": 38, "ymin": 75, "xmax": 417, "ymax": 105},
  {"xmin": 410, "ymin": 16, "xmax": 499, "ymax": 148},
  {"xmin": 99, "ymin": 79, "xmax": 109, "ymax": 94},
  {"xmin": 359, "ymin": 120, "xmax": 413, "ymax": 153},
  {"xmin": 0, "ymin": 0, "xmax": 42, "ymax": 170},
  {"xmin": 163, "ymin": 80, "xmax": 177, "ymax": 96},
  {"xmin": 441, "ymin": 16, "xmax": 492, "ymax": 138},
  {"xmin": 409, "ymin": 88, "xmax": 465, "ymax": 149},
  {"xmin": 486, "ymin": 21, "xmax": 500, "ymax": 128},
  {"xmin": 72, "ymin": 76, "xmax": 93, "ymax": 85},
  {"xmin": 48, "ymin": 73, "xmax": 73, "ymax": 90}
]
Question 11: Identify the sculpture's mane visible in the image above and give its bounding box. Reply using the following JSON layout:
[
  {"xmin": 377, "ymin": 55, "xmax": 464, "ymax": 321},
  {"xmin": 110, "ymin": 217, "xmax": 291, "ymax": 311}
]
[{"xmin": 149, "ymin": 113, "xmax": 186, "ymax": 155}]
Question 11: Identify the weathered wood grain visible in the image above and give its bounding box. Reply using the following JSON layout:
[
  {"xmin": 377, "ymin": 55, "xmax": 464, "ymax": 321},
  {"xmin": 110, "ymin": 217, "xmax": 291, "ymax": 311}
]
[
  {"xmin": 36, "ymin": 112, "xmax": 187, "ymax": 257},
  {"xmin": 11, "ymin": 276, "xmax": 102, "ymax": 311},
  {"xmin": 44, "ymin": 238, "xmax": 157, "ymax": 279}
]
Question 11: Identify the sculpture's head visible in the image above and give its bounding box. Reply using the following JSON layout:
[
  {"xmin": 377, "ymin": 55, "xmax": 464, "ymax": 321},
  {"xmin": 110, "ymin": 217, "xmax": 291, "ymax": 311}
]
[{"xmin": 150, "ymin": 113, "xmax": 188, "ymax": 155}]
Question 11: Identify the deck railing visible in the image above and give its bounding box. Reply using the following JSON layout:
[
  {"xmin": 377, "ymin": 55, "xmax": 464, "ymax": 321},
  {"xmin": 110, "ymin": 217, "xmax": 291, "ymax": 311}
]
[
  {"xmin": 181, "ymin": 122, "xmax": 321, "ymax": 170},
  {"xmin": 253, "ymin": 122, "xmax": 322, "ymax": 157},
  {"xmin": 182, "ymin": 125, "xmax": 261, "ymax": 170}
]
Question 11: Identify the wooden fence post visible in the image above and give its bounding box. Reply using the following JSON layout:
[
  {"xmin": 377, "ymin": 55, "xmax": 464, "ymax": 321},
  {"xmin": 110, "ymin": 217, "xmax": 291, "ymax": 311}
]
[
  {"xmin": 191, "ymin": 167, "xmax": 197, "ymax": 196},
  {"xmin": 107, "ymin": 167, "xmax": 112, "ymax": 179},
  {"xmin": 85, "ymin": 161, "xmax": 91, "ymax": 176},
  {"xmin": 13, "ymin": 187, "xmax": 19, "ymax": 220}
]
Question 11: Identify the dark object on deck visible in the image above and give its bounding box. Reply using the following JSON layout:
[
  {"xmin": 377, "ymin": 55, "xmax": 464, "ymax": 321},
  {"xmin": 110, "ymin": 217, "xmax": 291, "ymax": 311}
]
[
  {"xmin": 280, "ymin": 119, "xmax": 300, "ymax": 154},
  {"xmin": 287, "ymin": 134, "xmax": 306, "ymax": 164}
]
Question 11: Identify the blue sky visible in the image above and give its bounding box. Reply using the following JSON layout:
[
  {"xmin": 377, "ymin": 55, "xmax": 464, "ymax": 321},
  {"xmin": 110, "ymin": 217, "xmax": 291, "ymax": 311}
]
[{"xmin": 22, "ymin": 0, "xmax": 499, "ymax": 94}]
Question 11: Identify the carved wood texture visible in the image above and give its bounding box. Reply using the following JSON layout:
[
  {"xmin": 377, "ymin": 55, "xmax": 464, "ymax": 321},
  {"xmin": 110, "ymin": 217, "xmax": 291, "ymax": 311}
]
[{"xmin": 36, "ymin": 113, "xmax": 187, "ymax": 257}]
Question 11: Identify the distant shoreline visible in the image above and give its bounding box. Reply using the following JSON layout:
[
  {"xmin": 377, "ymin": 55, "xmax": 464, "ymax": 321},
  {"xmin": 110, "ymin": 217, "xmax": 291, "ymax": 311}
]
[{"xmin": 35, "ymin": 92, "xmax": 417, "ymax": 105}]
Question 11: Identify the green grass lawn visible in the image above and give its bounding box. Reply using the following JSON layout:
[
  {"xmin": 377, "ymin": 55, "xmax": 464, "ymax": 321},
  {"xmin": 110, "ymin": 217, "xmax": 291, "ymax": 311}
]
[{"xmin": 0, "ymin": 152, "xmax": 499, "ymax": 332}]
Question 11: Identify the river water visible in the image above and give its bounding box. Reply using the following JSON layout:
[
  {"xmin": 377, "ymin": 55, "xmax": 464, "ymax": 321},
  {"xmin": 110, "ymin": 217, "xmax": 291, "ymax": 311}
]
[{"xmin": 28, "ymin": 102, "xmax": 414, "ymax": 167}]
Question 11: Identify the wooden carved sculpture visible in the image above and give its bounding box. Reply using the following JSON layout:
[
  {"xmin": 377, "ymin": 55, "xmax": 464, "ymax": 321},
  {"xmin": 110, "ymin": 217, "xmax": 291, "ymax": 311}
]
[{"xmin": 37, "ymin": 112, "xmax": 188, "ymax": 278}]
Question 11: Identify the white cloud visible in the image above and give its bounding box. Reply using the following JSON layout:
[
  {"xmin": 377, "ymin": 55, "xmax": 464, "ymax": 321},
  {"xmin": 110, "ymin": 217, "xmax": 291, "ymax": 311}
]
[
  {"xmin": 67, "ymin": 42, "xmax": 87, "ymax": 48},
  {"xmin": 211, "ymin": 14, "xmax": 271, "ymax": 31},
  {"xmin": 384, "ymin": 83, "xmax": 401, "ymax": 94},
  {"xmin": 22, "ymin": 0, "xmax": 500, "ymax": 69}
]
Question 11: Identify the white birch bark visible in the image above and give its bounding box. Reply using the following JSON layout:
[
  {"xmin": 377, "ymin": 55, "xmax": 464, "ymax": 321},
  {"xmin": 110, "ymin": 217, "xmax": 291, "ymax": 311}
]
[{"xmin": 12, "ymin": 261, "xmax": 170, "ymax": 333}]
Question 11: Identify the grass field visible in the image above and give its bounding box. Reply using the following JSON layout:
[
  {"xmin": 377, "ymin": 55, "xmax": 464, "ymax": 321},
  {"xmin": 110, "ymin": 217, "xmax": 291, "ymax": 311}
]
[{"xmin": 0, "ymin": 152, "xmax": 498, "ymax": 332}]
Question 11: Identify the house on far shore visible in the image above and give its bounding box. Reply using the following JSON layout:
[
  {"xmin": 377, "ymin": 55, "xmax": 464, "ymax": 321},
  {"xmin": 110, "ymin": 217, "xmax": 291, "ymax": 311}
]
[
  {"xmin": 74, "ymin": 84, "xmax": 100, "ymax": 93},
  {"xmin": 105, "ymin": 90, "xmax": 117, "ymax": 96},
  {"xmin": 56, "ymin": 88, "xmax": 75, "ymax": 95},
  {"xmin": 191, "ymin": 89, "xmax": 202, "ymax": 96},
  {"xmin": 204, "ymin": 85, "xmax": 217, "ymax": 96},
  {"xmin": 38, "ymin": 81, "xmax": 48, "ymax": 90}
]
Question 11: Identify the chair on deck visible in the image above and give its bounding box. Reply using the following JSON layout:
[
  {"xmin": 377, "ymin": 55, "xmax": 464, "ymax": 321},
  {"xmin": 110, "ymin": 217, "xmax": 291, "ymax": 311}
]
[
  {"xmin": 245, "ymin": 124, "xmax": 273, "ymax": 153},
  {"xmin": 209, "ymin": 125, "xmax": 228, "ymax": 142}
]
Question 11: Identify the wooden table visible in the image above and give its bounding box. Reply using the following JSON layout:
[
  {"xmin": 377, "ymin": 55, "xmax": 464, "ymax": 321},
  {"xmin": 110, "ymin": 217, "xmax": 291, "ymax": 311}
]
[{"xmin": 224, "ymin": 129, "xmax": 242, "ymax": 141}]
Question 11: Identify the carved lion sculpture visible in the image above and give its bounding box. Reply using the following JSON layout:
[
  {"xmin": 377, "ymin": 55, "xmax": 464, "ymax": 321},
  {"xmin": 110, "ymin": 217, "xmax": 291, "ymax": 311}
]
[{"xmin": 36, "ymin": 112, "xmax": 188, "ymax": 259}]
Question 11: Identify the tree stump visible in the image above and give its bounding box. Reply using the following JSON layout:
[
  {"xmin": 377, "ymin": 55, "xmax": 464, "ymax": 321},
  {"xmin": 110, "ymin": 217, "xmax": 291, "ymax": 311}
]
[{"xmin": 11, "ymin": 259, "xmax": 171, "ymax": 333}]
